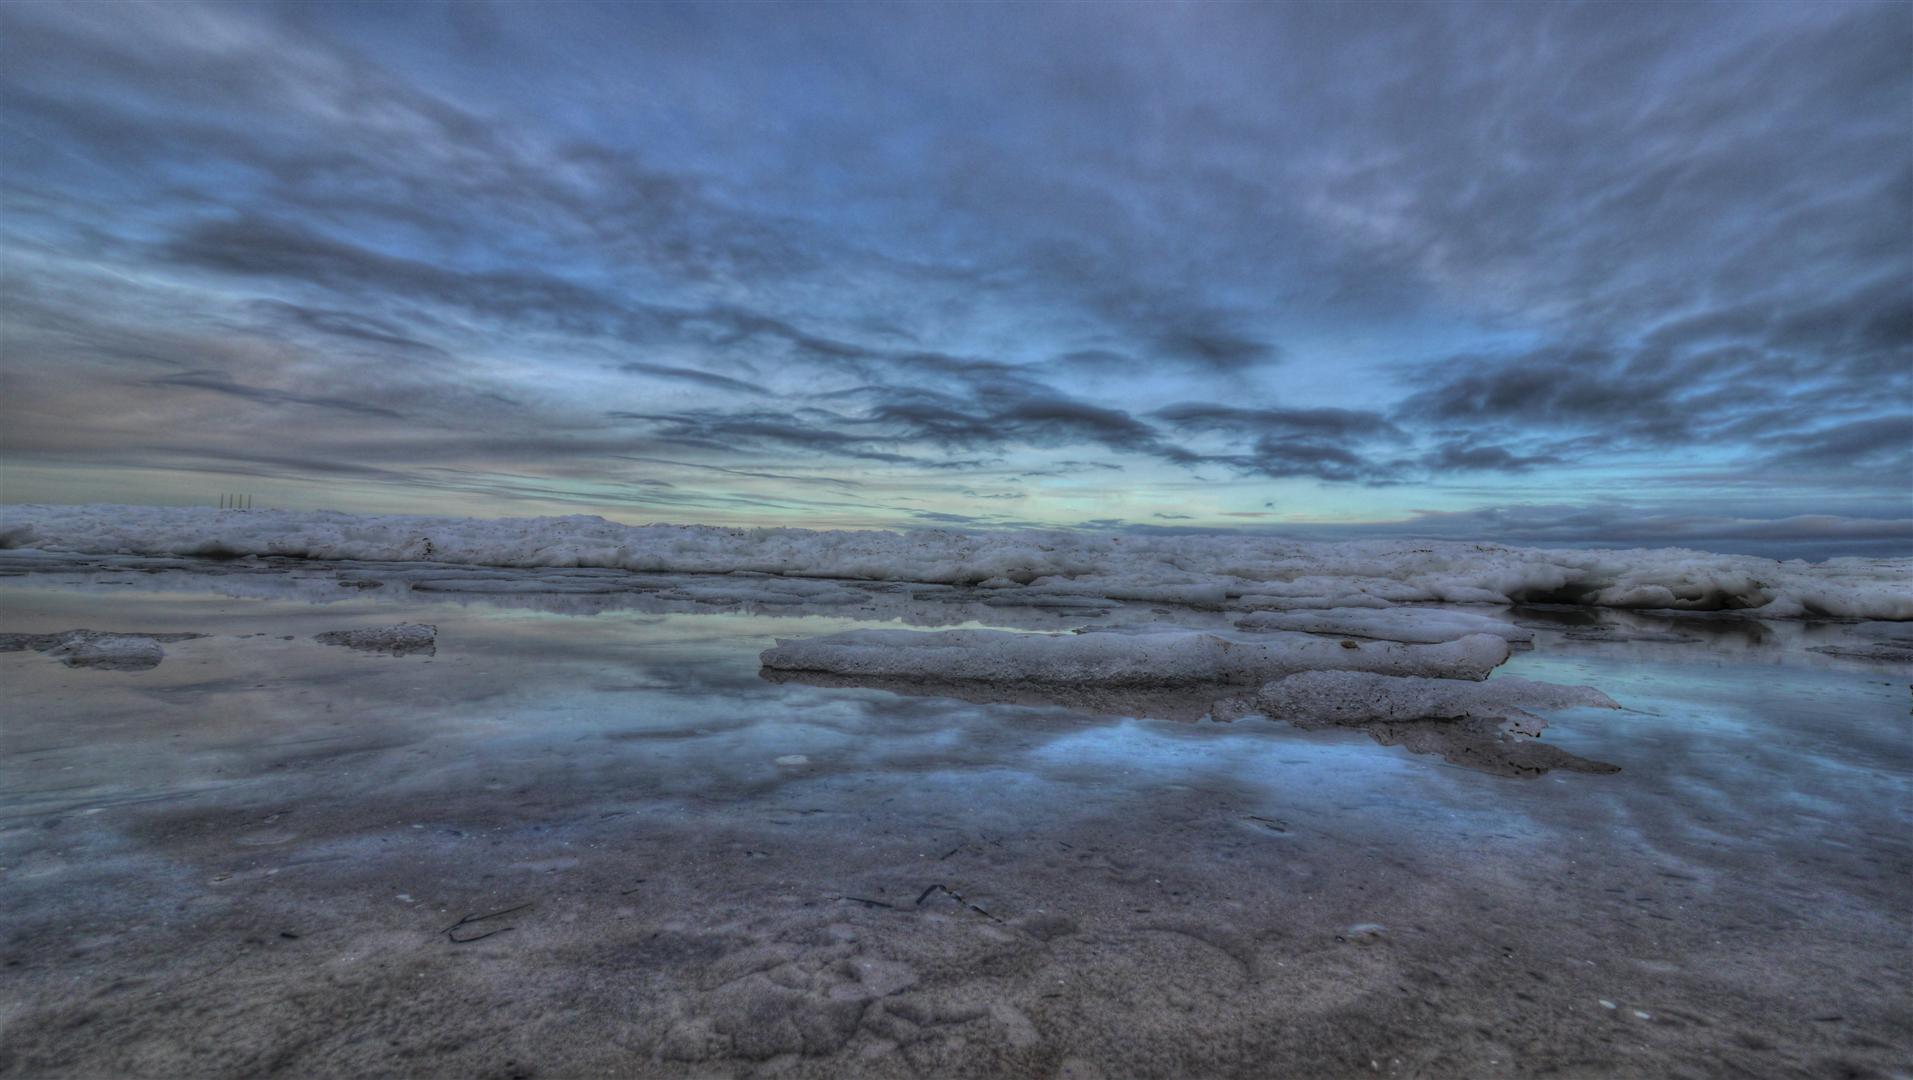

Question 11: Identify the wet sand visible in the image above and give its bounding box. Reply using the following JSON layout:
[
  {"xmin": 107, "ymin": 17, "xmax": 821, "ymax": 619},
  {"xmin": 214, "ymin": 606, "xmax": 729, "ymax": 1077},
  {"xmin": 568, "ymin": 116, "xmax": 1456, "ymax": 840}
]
[{"xmin": 0, "ymin": 563, "xmax": 1908, "ymax": 1078}]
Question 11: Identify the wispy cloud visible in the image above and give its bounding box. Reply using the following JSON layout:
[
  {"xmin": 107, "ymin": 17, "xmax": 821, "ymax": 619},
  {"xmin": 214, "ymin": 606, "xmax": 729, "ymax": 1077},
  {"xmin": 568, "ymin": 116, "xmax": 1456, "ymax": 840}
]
[{"xmin": 0, "ymin": 0, "xmax": 1905, "ymax": 551}]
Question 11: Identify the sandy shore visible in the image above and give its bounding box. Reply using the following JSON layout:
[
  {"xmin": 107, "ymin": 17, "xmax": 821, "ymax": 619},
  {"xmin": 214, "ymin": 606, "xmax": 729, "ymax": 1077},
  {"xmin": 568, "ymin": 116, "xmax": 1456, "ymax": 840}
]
[{"xmin": 1, "ymin": 564, "xmax": 1908, "ymax": 1077}]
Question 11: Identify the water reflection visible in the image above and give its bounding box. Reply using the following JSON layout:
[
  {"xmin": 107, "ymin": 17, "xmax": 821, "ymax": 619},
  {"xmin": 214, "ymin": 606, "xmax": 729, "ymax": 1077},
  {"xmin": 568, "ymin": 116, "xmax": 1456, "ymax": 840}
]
[
  {"xmin": 763, "ymin": 668, "xmax": 1624, "ymax": 777},
  {"xmin": 2, "ymin": 568, "xmax": 1909, "ymax": 1076}
]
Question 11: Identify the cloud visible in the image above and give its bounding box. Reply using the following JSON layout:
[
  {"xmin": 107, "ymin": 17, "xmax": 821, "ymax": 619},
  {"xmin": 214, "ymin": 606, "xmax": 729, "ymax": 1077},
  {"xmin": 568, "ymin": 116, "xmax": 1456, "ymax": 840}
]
[
  {"xmin": 1419, "ymin": 439, "xmax": 1564, "ymax": 474},
  {"xmin": 1764, "ymin": 415, "xmax": 1913, "ymax": 470},
  {"xmin": 0, "ymin": 0, "xmax": 1906, "ymax": 550},
  {"xmin": 244, "ymin": 301, "xmax": 452, "ymax": 358},
  {"xmin": 145, "ymin": 370, "xmax": 409, "ymax": 419},
  {"xmin": 618, "ymin": 362, "xmax": 767, "ymax": 396},
  {"xmin": 1153, "ymin": 402, "xmax": 1404, "ymax": 441}
]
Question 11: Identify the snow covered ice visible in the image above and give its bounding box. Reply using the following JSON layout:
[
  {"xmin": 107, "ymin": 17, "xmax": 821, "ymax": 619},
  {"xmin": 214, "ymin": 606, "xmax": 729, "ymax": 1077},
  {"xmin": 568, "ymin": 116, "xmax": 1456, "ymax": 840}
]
[
  {"xmin": 5, "ymin": 505, "xmax": 1910, "ymax": 1077},
  {"xmin": 1220, "ymin": 671, "xmax": 1620, "ymax": 729},
  {"xmin": 4, "ymin": 504, "xmax": 1909, "ymax": 620},
  {"xmin": 8, "ymin": 503, "xmax": 1911, "ymax": 760}
]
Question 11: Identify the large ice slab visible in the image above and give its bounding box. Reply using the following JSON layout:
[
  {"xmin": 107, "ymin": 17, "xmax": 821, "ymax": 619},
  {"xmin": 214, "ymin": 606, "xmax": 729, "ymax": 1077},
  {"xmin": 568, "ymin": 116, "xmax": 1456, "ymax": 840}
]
[
  {"xmin": 760, "ymin": 628, "xmax": 1512, "ymax": 685},
  {"xmin": 4, "ymin": 504, "xmax": 1908, "ymax": 619}
]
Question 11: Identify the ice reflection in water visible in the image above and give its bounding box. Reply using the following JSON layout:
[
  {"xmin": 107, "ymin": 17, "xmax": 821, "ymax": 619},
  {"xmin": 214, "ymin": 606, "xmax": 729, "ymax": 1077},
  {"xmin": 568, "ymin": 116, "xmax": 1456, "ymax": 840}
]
[{"xmin": 0, "ymin": 565, "xmax": 1908, "ymax": 1077}]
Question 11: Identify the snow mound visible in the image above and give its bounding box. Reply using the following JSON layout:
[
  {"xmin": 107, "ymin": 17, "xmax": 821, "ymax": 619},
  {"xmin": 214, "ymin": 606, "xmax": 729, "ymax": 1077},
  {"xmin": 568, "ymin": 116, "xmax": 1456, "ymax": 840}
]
[
  {"xmin": 1235, "ymin": 607, "xmax": 1535, "ymax": 644},
  {"xmin": 314, "ymin": 623, "xmax": 437, "ymax": 656},
  {"xmin": 760, "ymin": 628, "xmax": 1512, "ymax": 685},
  {"xmin": 5, "ymin": 504, "xmax": 1909, "ymax": 620}
]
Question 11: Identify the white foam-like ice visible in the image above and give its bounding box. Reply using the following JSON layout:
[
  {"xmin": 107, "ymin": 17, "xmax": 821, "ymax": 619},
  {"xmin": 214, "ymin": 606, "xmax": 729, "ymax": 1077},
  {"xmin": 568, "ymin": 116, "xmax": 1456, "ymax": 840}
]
[
  {"xmin": 760, "ymin": 628, "xmax": 1513, "ymax": 685},
  {"xmin": 4, "ymin": 504, "xmax": 1908, "ymax": 620}
]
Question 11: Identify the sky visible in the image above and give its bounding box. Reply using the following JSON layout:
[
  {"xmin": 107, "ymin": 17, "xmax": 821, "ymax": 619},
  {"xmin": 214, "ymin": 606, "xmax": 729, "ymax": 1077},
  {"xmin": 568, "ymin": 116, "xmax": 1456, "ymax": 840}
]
[{"xmin": 1, "ymin": 1, "xmax": 1909, "ymax": 557}]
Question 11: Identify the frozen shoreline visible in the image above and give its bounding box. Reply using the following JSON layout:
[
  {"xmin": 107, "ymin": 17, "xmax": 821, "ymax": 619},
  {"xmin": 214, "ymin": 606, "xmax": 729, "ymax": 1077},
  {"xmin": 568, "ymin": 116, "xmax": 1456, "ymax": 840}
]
[
  {"xmin": 3, "ymin": 569, "xmax": 1908, "ymax": 1077},
  {"xmin": 4, "ymin": 504, "xmax": 1911, "ymax": 620}
]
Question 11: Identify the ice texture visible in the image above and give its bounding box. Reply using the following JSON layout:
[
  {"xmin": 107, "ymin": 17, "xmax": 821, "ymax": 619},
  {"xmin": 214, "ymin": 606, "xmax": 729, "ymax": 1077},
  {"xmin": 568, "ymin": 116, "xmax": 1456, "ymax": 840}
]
[
  {"xmin": 4, "ymin": 504, "xmax": 1909, "ymax": 619},
  {"xmin": 1235, "ymin": 607, "xmax": 1535, "ymax": 644},
  {"xmin": 1228, "ymin": 671, "xmax": 1619, "ymax": 730},
  {"xmin": 313, "ymin": 624, "xmax": 438, "ymax": 656},
  {"xmin": 760, "ymin": 628, "xmax": 1513, "ymax": 685},
  {"xmin": 0, "ymin": 629, "xmax": 204, "ymax": 671}
]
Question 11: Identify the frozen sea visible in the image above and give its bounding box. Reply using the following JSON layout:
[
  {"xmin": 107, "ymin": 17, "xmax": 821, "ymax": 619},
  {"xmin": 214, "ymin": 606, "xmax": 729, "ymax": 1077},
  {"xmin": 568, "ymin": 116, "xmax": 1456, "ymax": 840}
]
[{"xmin": 0, "ymin": 554, "xmax": 1908, "ymax": 1078}]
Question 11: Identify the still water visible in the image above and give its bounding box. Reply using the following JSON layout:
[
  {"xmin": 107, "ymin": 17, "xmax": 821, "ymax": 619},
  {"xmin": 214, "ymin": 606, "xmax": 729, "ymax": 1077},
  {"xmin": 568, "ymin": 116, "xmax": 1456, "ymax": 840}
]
[{"xmin": 1, "ymin": 561, "xmax": 1907, "ymax": 1078}]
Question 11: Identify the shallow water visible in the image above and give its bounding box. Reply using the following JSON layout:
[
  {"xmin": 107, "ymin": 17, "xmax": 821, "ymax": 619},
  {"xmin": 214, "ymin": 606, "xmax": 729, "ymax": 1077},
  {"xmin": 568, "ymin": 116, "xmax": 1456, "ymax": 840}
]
[{"xmin": 1, "ymin": 561, "xmax": 1908, "ymax": 1078}]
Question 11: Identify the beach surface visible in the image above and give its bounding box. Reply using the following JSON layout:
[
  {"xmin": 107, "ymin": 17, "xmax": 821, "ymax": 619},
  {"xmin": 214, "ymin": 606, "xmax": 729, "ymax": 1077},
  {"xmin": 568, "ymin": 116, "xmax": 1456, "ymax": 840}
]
[{"xmin": 1, "ymin": 551, "xmax": 1908, "ymax": 1078}]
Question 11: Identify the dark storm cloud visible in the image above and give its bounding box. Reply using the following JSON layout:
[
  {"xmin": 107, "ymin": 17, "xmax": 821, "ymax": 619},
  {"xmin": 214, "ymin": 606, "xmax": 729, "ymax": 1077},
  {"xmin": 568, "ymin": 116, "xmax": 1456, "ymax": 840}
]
[{"xmin": 0, "ymin": 0, "xmax": 1906, "ymax": 547}]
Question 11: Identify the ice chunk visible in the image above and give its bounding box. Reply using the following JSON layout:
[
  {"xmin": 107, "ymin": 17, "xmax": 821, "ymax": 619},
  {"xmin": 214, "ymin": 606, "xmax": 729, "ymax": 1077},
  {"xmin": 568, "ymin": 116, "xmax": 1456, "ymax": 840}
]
[
  {"xmin": 50, "ymin": 634, "xmax": 163, "ymax": 670},
  {"xmin": 1228, "ymin": 670, "xmax": 1618, "ymax": 728},
  {"xmin": 0, "ymin": 628, "xmax": 204, "ymax": 671},
  {"xmin": 1234, "ymin": 606, "xmax": 1534, "ymax": 644},
  {"xmin": 760, "ymin": 628, "xmax": 1511, "ymax": 685},
  {"xmin": 314, "ymin": 623, "xmax": 437, "ymax": 656}
]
